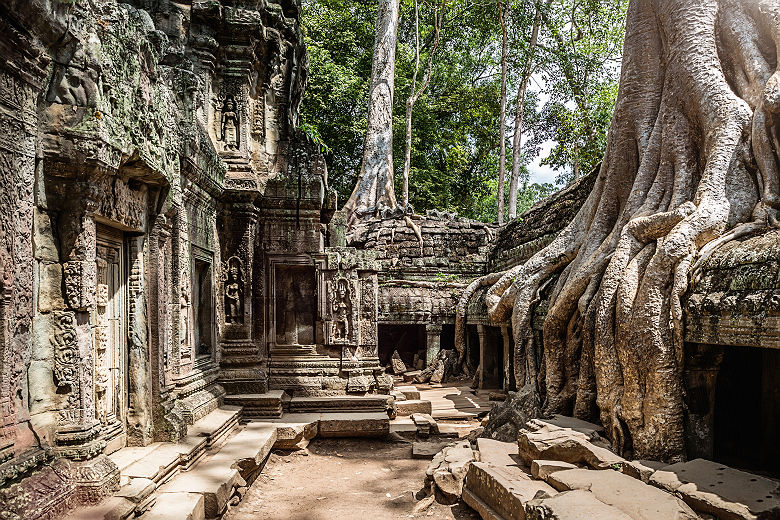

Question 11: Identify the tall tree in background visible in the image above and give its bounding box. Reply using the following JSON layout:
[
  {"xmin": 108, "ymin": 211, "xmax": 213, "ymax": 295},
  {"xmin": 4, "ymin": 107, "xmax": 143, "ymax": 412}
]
[
  {"xmin": 402, "ymin": 0, "xmax": 444, "ymax": 211},
  {"xmin": 507, "ymin": 0, "xmax": 546, "ymax": 220},
  {"xmin": 344, "ymin": 0, "xmax": 400, "ymax": 222},
  {"xmin": 496, "ymin": 0, "xmax": 509, "ymax": 224}
]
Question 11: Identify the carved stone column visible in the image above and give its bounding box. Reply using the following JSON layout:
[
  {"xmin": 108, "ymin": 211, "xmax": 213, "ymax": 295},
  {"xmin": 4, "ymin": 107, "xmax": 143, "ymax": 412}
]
[
  {"xmin": 476, "ymin": 325, "xmax": 487, "ymax": 390},
  {"xmin": 426, "ymin": 323, "xmax": 443, "ymax": 367},
  {"xmin": 218, "ymin": 200, "xmax": 265, "ymax": 393},
  {"xmin": 501, "ymin": 325, "xmax": 511, "ymax": 391}
]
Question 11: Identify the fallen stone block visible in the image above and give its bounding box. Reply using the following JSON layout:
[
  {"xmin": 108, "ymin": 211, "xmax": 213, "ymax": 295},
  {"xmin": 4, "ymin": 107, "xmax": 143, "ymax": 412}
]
[
  {"xmin": 65, "ymin": 496, "xmax": 136, "ymax": 520},
  {"xmin": 403, "ymin": 370, "xmax": 423, "ymax": 382},
  {"xmin": 396, "ymin": 385, "xmax": 421, "ymax": 400},
  {"xmin": 525, "ymin": 489, "xmax": 633, "ymax": 520},
  {"xmin": 546, "ymin": 468, "xmax": 698, "ymax": 519},
  {"xmin": 318, "ymin": 412, "xmax": 390, "ymax": 437},
  {"xmin": 476, "ymin": 438, "xmax": 518, "ymax": 467},
  {"xmin": 395, "ymin": 399, "xmax": 433, "ymax": 416},
  {"xmin": 144, "ymin": 492, "xmax": 204, "ymax": 520},
  {"xmin": 272, "ymin": 420, "xmax": 318, "ymax": 449},
  {"xmin": 464, "ymin": 461, "xmax": 557, "ymax": 520},
  {"xmin": 413, "ymin": 440, "xmax": 458, "ymax": 460},
  {"xmin": 411, "ymin": 413, "xmax": 439, "ymax": 435},
  {"xmin": 517, "ymin": 423, "xmax": 624, "ymax": 469},
  {"xmin": 426, "ymin": 440, "xmax": 476, "ymax": 503},
  {"xmin": 531, "ymin": 460, "xmax": 578, "ymax": 481},
  {"xmin": 649, "ymin": 458, "xmax": 780, "ymax": 520},
  {"xmin": 481, "ymin": 384, "xmax": 542, "ymax": 443},
  {"xmin": 391, "ymin": 350, "xmax": 407, "ymax": 374}
]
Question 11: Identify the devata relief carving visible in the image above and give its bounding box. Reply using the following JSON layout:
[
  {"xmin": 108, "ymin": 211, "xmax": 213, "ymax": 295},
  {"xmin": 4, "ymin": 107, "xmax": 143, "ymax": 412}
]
[
  {"xmin": 223, "ymin": 256, "xmax": 244, "ymax": 325},
  {"xmin": 220, "ymin": 95, "xmax": 240, "ymax": 151},
  {"xmin": 330, "ymin": 278, "xmax": 352, "ymax": 344}
]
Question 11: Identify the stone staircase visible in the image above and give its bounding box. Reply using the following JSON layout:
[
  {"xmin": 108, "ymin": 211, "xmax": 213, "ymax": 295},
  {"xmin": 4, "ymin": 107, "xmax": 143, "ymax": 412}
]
[{"xmin": 61, "ymin": 389, "xmax": 429, "ymax": 520}]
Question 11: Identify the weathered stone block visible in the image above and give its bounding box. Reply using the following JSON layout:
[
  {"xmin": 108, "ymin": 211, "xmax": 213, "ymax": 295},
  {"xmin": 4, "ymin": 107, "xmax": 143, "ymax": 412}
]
[{"xmin": 38, "ymin": 262, "xmax": 65, "ymax": 312}]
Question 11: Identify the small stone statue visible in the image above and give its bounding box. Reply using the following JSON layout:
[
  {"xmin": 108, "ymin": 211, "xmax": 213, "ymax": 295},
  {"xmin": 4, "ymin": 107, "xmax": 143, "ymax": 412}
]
[
  {"xmin": 332, "ymin": 278, "xmax": 351, "ymax": 342},
  {"xmin": 224, "ymin": 258, "xmax": 243, "ymax": 324},
  {"xmin": 221, "ymin": 95, "xmax": 239, "ymax": 150}
]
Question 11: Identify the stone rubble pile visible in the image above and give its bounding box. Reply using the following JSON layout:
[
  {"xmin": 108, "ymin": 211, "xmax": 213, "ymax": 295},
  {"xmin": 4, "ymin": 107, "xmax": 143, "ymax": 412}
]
[{"xmin": 416, "ymin": 414, "xmax": 780, "ymax": 520}]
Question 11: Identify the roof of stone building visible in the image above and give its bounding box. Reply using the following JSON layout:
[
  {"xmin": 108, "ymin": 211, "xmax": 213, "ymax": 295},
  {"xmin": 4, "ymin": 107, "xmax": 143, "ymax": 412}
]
[
  {"xmin": 686, "ymin": 228, "xmax": 780, "ymax": 348},
  {"xmin": 488, "ymin": 170, "xmax": 596, "ymax": 272}
]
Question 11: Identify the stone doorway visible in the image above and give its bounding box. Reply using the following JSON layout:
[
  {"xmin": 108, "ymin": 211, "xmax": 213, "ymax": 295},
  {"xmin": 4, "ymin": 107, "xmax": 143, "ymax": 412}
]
[
  {"xmin": 94, "ymin": 225, "xmax": 128, "ymax": 443},
  {"xmin": 378, "ymin": 324, "xmax": 426, "ymax": 369},
  {"xmin": 713, "ymin": 346, "xmax": 780, "ymax": 477},
  {"xmin": 480, "ymin": 326, "xmax": 504, "ymax": 390}
]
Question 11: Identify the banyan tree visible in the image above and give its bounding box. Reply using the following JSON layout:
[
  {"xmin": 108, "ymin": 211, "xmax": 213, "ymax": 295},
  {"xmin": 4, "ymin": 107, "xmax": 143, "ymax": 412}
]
[{"xmin": 457, "ymin": 0, "xmax": 780, "ymax": 462}]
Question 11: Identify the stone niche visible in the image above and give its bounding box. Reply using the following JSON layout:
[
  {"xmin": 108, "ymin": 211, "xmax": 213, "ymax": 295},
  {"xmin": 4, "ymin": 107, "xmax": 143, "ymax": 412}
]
[{"xmin": 264, "ymin": 248, "xmax": 390, "ymax": 396}]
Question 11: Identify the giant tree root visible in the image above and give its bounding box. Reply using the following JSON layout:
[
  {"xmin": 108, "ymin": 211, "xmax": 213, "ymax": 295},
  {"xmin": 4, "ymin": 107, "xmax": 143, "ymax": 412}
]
[{"xmin": 458, "ymin": 0, "xmax": 780, "ymax": 462}]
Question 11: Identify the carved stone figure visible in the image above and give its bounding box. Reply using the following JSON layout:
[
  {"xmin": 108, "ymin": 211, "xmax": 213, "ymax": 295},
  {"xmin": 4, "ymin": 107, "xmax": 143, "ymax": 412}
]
[
  {"xmin": 180, "ymin": 277, "xmax": 191, "ymax": 360},
  {"xmin": 331, "ymin": 278, "xmax": 352, "ymax": 343},
  {"xmin": 220, "ymin": 95, "xmax": 239, "ymax": 150},
  {"xmin": 223, "ymin": 257, "xmax": 244, "ymax": 324}
]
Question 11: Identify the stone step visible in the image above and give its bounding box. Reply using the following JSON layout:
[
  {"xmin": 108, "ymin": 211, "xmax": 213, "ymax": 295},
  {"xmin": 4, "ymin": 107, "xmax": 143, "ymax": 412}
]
[
  {"xmin": 154, "ymin": 421, "xmax": 278, "ymax": 518},
  {"xmin": 112, "ymin": 406, "xmax": 242, "ymax": 484},
  {"xmin": 318, "ymin": 412, "xmax": 390, "ymax": 437},
  {"xmin": 143, "ymin": 492, "xmax": 205, "ymax": 520},
  {"xmin": 287, "ymin": 394, "xmax": 391, "ymax": 414},
  {"xmin": 205, "ymin": 423, "xmax": 277, "ymax": 482},
  {"xmin": 224, "ymin": 391, "xmax": 287, "ymax": 419}
]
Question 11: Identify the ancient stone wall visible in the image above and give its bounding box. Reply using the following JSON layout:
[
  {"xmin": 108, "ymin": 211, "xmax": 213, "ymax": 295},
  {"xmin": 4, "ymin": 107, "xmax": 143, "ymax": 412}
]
[
  {"xmin": 0, "ymin": 0, "xmax": 322, "ymax": 517},
  {"xmin": 348, "ymin": 211, "xmax": 494, "ymax": 325}
]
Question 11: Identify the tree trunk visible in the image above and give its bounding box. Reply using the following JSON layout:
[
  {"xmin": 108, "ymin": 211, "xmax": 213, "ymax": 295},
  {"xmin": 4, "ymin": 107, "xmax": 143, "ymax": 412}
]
[
  {"xmin": 344, "ymin": 0, "xmax": 399, "ymax": 223},
  {"xmin": 497, "ymin": 1, "xmax": 509, "ymax": 225},
  {"xmin": 402, "ymin": 0, "xmax": 443, "ymax": 211},
  {"xmin": 508, "ymin": 2, "xmax": 544, "ymax": 220},
  {"xmin": 457, "ymin": 0, "xmax": 780, "ymax": 462}
]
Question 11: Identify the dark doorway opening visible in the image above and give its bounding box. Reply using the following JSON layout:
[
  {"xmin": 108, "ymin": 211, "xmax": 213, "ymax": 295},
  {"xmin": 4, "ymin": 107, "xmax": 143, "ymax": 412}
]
[
  {"xmin": 481, "ymin": 326, "xmax": 504, "ymax": 390},
  {"xmin": 378, "ymin": 324, "xmax": 426, "ymax": 368},
  {"xmin": 714, "ymin": 346, "xmax": 780, "ymax": 477},
  {"xmin": 441, "ymin": 324, "xmax": 455, "ymax": 351},
  {"xmin": 466, "ymin": 325, "xmax": 480, "ymax": 374}
]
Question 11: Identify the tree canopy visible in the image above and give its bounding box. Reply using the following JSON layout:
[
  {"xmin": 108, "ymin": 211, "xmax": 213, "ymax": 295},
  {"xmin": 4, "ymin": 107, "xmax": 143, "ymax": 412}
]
[{"xmin": 300, "ymin": 0, "xmax": 628, "ymax": 222}]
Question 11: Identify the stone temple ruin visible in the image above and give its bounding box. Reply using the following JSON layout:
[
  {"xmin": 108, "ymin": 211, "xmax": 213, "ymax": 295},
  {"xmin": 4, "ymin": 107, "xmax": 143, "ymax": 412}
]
[{"xmin": 0, "ymin": 0, "xmax": 779, "ymax": 519}]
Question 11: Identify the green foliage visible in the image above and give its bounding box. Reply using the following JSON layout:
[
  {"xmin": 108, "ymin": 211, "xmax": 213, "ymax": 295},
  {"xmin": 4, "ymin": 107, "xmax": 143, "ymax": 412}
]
[{"xmin": 300, "ymin": 0, "xmax": 626, "ymax": 220}]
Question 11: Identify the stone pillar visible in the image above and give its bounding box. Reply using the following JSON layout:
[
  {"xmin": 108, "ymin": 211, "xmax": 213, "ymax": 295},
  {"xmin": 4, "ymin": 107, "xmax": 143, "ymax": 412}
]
[
  {"xmin": 501, "ymin": 325, "xmax": 511, "ymax": 391},
  {"xmin": 477, "ymin": 324, "xmax": 487, "ymax": 390},
  {"xmin": 426, "ymin": 323, "xmax": 443, "ymax": 367},
  {"xmin": 683, "ymin": 343, "xmax": 723, "ymax": 459},
  {"xmin": 218, "ymin": 200, "xmax": 265, "ymax": 394}
]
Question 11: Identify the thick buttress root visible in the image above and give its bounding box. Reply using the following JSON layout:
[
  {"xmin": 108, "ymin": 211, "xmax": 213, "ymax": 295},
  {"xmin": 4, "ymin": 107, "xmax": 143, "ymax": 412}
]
[{"xmin": 457, "ymin": 0, "xmax": 780, "ymax": 461}]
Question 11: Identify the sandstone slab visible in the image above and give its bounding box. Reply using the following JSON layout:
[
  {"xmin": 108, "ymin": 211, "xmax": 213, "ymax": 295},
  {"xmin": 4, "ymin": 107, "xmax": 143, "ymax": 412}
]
[
  {"xmin": 413, "ymin": 440, "xmax": 458, "ymax": 459},
  {"xmin": 318, "ymin": 412, "xmax": 390, "ymax": 437},
  {"xmin": 115, "ymin": 477, "xmax": 156, "ymax": 504},
  {"xmin": 546, "ymin": 468, "xmax": 698, "ymax": 519},
  {"xmin": 525, "ymin": 489, "xmax": 633, "ymax": 520},
  {"xmin": 464, "ymin": 461, "xmax": 557, "ymax": 520},
  {"xmin": 411, "ymin": 413, "xmax": 439, "ymax": 435},
  {"xmin": 517, "ymin": 423, "xmax": 624, "ymax": 469},
  {"xmin": 161, "ymin": 462, "xmax": 244, "ymax": 518},
  {"xmin": 206, "ymin": 423, "xmax": 277, "ymax": 480},
  {"xmin": 476, "ymin": 438, "xmax": 519, "ymax": 467},
  {"xmin": 396, "ymin": 385, "xmax": 421, "ymax": 400},
  {"xmin": 426, "ymin": 440, "xmax": 476, "ymax": 502},
  {"xmin": 649, "ymin": 458, "xmax": 780, "ymax": 520},
  {"xmin": 143, "ymin": 492, "xmax": 205, "ymax": 520},
  {"xmin": 395, "ymin": 399, "xmax": 433, "ymax": 416}
]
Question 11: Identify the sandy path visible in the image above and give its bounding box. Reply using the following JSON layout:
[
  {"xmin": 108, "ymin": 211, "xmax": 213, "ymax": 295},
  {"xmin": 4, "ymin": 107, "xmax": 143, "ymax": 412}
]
[{"xmin": 224, "ymin": 438, "xmax": 480, "ymax": 520}]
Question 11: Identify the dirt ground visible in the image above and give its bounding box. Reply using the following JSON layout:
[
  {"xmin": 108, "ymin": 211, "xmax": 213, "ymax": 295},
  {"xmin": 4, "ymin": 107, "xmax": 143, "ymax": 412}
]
[{"xmin": 223, "ymin": 438, "xmax": 481, "ymax": 520}]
